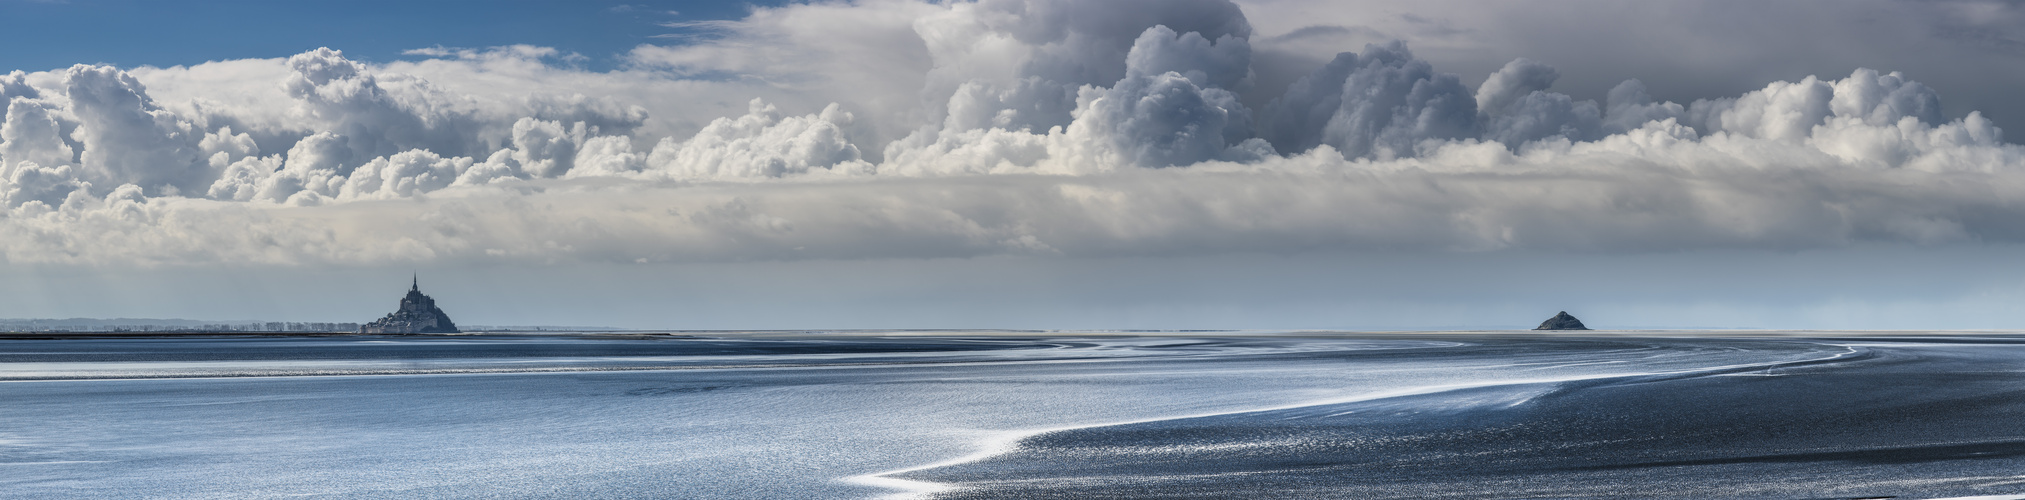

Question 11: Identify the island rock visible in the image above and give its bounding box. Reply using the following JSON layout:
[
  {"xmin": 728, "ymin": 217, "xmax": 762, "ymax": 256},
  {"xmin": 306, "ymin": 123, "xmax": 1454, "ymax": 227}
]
[{"xmin": 1535, "ymin": 311, "xmax": 1589, "ymax": 331}]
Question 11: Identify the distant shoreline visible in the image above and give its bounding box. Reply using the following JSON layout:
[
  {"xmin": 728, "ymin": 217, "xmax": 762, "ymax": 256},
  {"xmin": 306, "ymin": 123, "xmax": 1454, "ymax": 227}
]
[
  {"xmin": 7, "ymin": 329, "xmax": 2025, "ymax": 340},
  {"xmin": 0, "ymin": 331, "xmax": 363, "ymax": 339},
  {"xmin": 0, "ymin": 331, "xmax": 663, "ymax": 340}
]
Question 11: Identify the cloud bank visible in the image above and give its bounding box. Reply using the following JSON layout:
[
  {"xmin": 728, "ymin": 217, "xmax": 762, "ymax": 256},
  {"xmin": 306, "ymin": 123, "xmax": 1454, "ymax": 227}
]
[{"xmin": 1, "ymin": 0, "xmax": 2021, "ymax": 266}]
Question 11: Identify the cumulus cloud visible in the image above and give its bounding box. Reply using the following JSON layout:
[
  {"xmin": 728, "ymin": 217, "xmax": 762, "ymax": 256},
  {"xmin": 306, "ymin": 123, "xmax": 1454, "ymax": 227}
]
[
  {"xmin": 1475, "ymin": 58, "xmax": 1602, "ymax": 146},
  {"xmin": 0, "ymin": 0, "xmax": 2021, "ymax": 267},
  {"xmin": 1256, "ymin": 42, "xmax": 1477, "ymax": 159},
  {"xmin": 1057, "ymin": 25, "xmax": 1265, "ymax": 168},
  {"xmin": 640, "ymin": 99, "xmax": 871, "ymax": 179},
  {"xmin": 64, "ymin": 65, "xmax": 208, "ymax": 196},
  {"xmin": 1, "ymin": 98, "xmax": 76, "ymax": 183}
]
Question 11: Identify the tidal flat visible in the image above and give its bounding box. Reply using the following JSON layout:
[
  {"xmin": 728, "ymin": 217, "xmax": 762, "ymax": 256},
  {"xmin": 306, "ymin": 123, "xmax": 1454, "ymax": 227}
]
[{"xmin": 3, "ymin": 332, "xmax": 2023, "ymax": 499}]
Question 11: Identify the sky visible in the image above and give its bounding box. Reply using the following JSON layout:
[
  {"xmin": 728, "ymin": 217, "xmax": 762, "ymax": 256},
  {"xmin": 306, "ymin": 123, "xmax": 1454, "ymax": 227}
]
[
  {"xmin": 0, "ymin": 1, "xmax": 768, "ymax": 71},
  {"xmin": 3, "ymin": 0, "xmax": 2025, "ymax": 330}
]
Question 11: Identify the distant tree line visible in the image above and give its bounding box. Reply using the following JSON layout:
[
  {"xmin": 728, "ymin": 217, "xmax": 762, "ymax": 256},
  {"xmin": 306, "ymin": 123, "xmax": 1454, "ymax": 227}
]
[{"xmin": 1, "ymin": 322, "xmax": 361, "ymax": 333}]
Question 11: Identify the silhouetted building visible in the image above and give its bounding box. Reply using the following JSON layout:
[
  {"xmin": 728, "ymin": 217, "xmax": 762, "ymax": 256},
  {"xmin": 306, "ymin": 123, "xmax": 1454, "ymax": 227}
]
[{"xmin": 360, "ymin": 276, "xmax": 460, "ymax": 334}]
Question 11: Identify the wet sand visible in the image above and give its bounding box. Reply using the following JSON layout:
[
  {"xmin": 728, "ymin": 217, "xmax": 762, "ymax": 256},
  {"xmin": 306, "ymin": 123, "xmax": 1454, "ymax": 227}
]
[
  {"xmin": 900, "ymin": 335, "xmax": 2025, "ymax": 499},
  {"xmin": 4, "ymin": 332, "xmax": 2022, "ymax": 498}
]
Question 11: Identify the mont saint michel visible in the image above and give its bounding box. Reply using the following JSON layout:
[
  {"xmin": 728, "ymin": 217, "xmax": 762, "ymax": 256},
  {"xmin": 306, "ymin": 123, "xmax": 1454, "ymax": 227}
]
[{"xmin": 359, "ymin": 277, "xmax": 460, "ymax": 334}]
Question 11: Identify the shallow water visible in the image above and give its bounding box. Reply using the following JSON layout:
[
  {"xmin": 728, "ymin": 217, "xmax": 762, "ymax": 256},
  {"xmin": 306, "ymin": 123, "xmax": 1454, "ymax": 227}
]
[{"xmin": 2, "ymin": 333, "xmax": 2020, "ymax": 498}]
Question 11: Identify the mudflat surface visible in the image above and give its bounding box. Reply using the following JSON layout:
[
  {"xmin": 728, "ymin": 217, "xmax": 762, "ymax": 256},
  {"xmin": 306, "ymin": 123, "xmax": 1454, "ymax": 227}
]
[
  {"xmin": 909, "ymin": 336, "xmax": 2025, "ymax": 499},
  {"xmin": 2, "ymin": 333, "xmax": 2021, "ymax": 499}
]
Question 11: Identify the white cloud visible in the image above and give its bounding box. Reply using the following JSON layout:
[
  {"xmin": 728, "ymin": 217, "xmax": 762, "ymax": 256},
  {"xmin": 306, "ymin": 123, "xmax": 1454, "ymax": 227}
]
[
  {"xmin": 640, "ymin": 99, "xmax": 872, "ymax": 179},
  {"xmin": 1056, "ymin": 25, "xmax": 1263, "ymax": 169},
  {"xmin": 1, "ymin": 98, "xmax": 77, "ymax": 199},
  {"xmin": 1256, "ymin": 41, "xmax": 1477, "ymax": 159},
  {"xmin": 64, "ymin": 65, "xmax": 207, "ymax": 196},
  {"xmin": 0, "ymin": 0, "xmax": 2021, "ymax": 267}
]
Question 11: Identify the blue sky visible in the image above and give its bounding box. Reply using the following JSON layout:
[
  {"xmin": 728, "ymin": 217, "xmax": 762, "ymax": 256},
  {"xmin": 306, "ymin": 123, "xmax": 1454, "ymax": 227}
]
[{"xmin": 0, "ymin": 0, "xmax": 775, "ymax": 71}]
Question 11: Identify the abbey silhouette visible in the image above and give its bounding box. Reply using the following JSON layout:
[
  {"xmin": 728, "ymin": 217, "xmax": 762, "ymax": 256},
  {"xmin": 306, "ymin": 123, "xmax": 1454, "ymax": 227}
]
[{"xmin": 359, "ymin": 276, "xmax": 460, "ymax": 334}]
